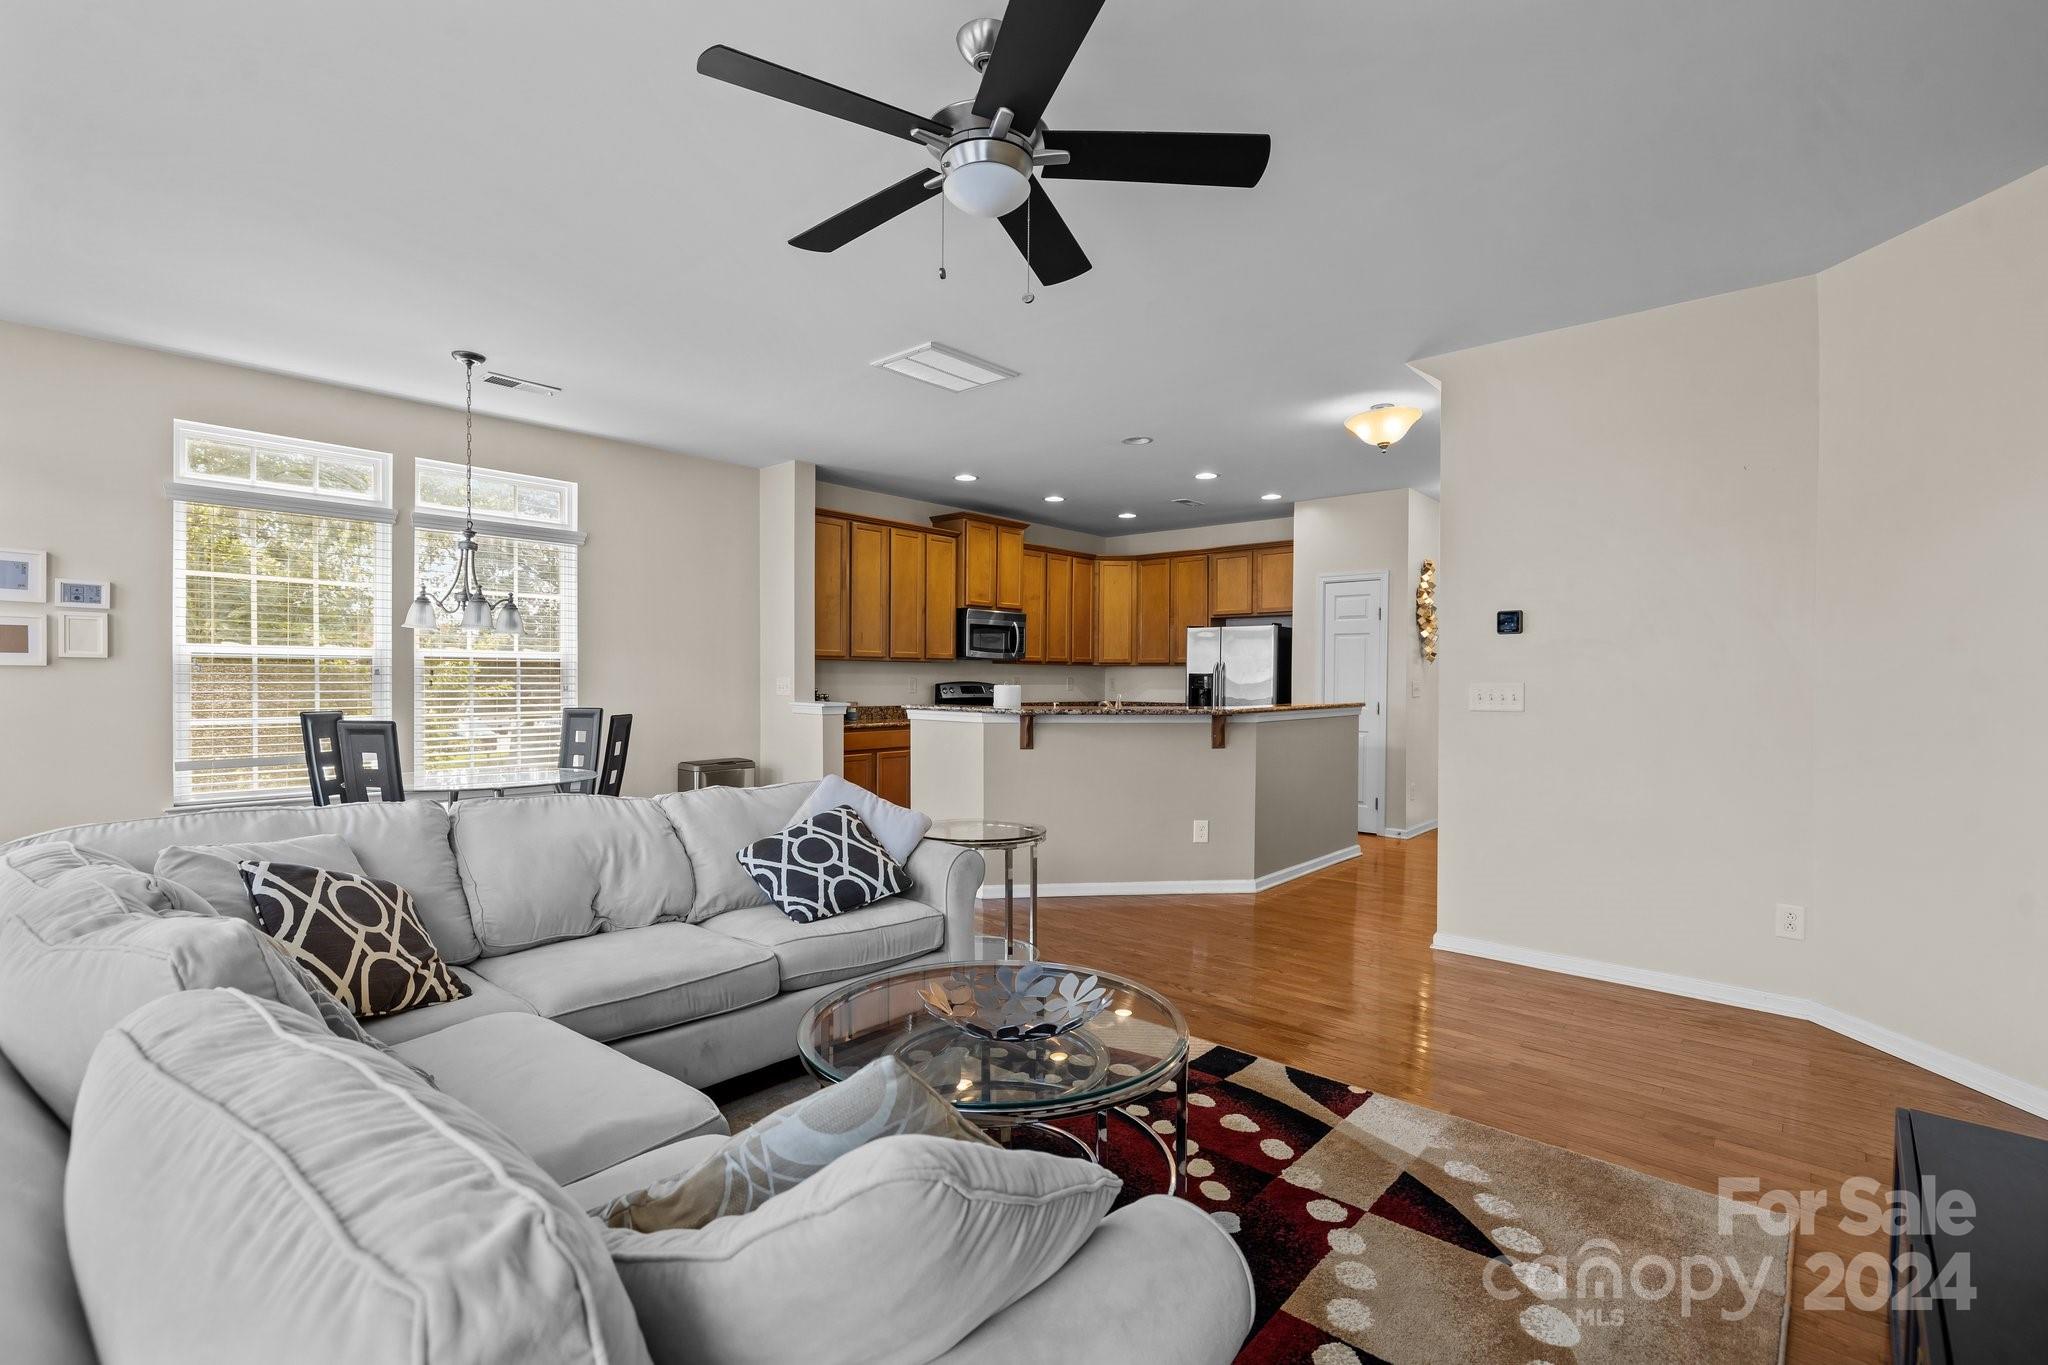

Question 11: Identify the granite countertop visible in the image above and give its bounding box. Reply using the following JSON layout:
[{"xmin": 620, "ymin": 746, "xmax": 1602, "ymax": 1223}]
[
  {"xmin": 842, "ymin": 704, "xmax": 909, "ymax": 731},
  {"xmin": 911, "ymin": 701, "xmax": 1363, "ymax": 718}
]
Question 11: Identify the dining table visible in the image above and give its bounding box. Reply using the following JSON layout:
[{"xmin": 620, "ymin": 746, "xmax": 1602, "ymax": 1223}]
[{"xmin": 407, "ymin": 766, "xmax": 598, "ymax": 800}]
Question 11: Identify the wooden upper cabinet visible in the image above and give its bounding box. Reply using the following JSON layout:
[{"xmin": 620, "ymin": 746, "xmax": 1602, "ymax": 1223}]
[
  {"xmin": 1209, "ymin": 549, "xmax": 1254, "ymax": 618},
  {"xmin": 1253, "ymin": 545, "xmax": 1294, "ymax": 615},
  {"xmin": 1045, "ymin": 553, "xmax": 1073, "ymax": 663},
  {"xmin": 995, "ymin": 526, "xmax": 1027, "ymax": 610},
  {"xmin": 960, "ymin": 520, "xmax": 997, "ymax": 606},
  {"xmin": 847, "ymin": 521, "xmax": 889, "ymax": 659},
  {"xmin": 1135, "ymin": 558, "xmax": 1173, "ymax": 664},
  {"xmin": 815, "ymin": 515, "xmax": 850, "ymax": 658},
  {"xmin": 1168, "ymin": 554, "xmax": 1209, "ymax": 663},
  {"xmin": 1096, "ymin": 559, "xmax": 1136, "ymax": 664},
  {"xmin": 1070, "ymin": 557, "xmax": 1095, "ymax": 665},
  {"xmin": 1020, "ymin": 548, "xmax": 1047, "ymax": 663},
  {"xmin": 887, "ymin": 527, "xmax": 925, "ymax": 659},
  {"xmin": 923, "ymin": 532, "xmax": 957, "ymax": 660}
]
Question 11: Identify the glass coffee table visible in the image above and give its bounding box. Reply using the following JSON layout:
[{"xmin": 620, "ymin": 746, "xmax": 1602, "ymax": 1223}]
[{"xmin": 798, "ymin": 961, "xmax": 1192, "ymax": 1193}]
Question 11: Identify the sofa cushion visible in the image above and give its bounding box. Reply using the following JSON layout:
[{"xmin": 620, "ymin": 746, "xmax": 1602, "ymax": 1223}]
[
  {"xmin": 601, "ymin": 1135, "xmax": 1120, "ymax": 1365},
  {"xmin": 360, "ymin": 964, "xmax": 536, "ymax": 1044},
  {"xmin": 0, "ymin": 1051, "xmax": 94, "ymax": 1365},
  {"xmin": 387, "ymin": 1012, "xmax": 724, "ymax": 1186},
  {"xmin": 66, "ymin": 989, "xmax": 650, "ymax": 1365},
  {"xmin": 451, "ymin": 795, "xmax": 697, "ymax": 955},
  {"xmin": 654, "ymin": 780, "xmax": 817, "ymax": 921},
  {"xmin": 708, "ymin": 897, "xmax": 943, "ymax": 991},
  {"xmin": 801, "ymin": 773, "xmax": 931, "ymax": 864},
  {"xmin": 465, "ymin": 923, "xmax": 779, "ymax": 1041},
  {"xmin": 599, "ymin": 1056, "xmax": 992, "ymax": 1233},
  {"xmin": 240, "ymin": 861, "xmax": 469, "ymax": 1019},
  {"xmin": 0, "ymin": 851, "xmax": 324, "ymax": 1122},
  {"xmin": 153, "ymin": 832, "xmax": 365, "ymax": 922},
  {"xmin": 4, "ymin": 841, "xmax": 214, "ymax": 916},
  {"xmin": 4, "ymin": 801, "xmax": 481, "ymax": 964},
  {"xmin": 563, "ymin": 1133, "xmax": 730, "ymax": 1212}
]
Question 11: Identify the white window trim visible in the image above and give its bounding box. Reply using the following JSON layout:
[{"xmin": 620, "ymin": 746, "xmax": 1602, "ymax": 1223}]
[{"xmin": 172, "ymin": 419, "xmax": 393, "ymax": 507}]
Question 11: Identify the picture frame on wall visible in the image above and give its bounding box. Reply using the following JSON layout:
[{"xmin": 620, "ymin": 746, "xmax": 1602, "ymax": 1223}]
[
  {"xmin": 57, "ymin": 612, "xmax": 110, "ymax": 659},
  {"xmin": 0, "ymin": 549, "xmax": 48, "ymax": 605},
  {"xmin": 0, "ymin": 614, "xmax": 48, "ymax": 666},
  {"xmin": 52, "ymin": 577, "xmax": 111, "ymax": 609}
]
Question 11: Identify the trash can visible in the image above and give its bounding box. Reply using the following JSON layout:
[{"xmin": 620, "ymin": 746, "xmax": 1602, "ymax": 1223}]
[{"xmin": 676, "ymin": 758, "xmax": 756, "ymax": 792}]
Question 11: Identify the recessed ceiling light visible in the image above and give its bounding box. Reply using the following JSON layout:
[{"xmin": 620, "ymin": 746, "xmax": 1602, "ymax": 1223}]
[
  {"xmin": 1194, "ymin": 471, "xmax": 1219, "ymax": 481},
  {"xmin": 1117, "ymin": 511, "xmax": 1137, "ymax": 519},
  {"xmin": 1121, "ymin": 435, "xmax": 1153, "ymax": 446},
  {"xmin": 954, "ymin": 473, "xmax": 978, "ymax": 482},
  {"xmin": 1261, "ymin": 492, "xmax": 1284, "ymax": 501},
  {"xmin": 1043, "ymin": 494, "xmax": 1065, "ymax": 503}
]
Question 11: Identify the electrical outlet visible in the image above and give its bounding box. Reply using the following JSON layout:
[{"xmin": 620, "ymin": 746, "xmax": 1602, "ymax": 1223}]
[
  {"xmin": 1774, "ymin": 904, "xmax": 1805, "ymax": 940},
  {"xmin": 1467, "ymin": 682, "xmax": 1525, "ymax": 712},
  {"xmin": 1192, "ymin": 820, "xmax": 1209, "ymax": 844},
  {"xmin": 774, "ymin": 676, "xmax": 792, "ymax": 697}
]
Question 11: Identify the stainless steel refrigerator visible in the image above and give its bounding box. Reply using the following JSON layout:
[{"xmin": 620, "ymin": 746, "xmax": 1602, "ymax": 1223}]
[{"xmin": 1185, "ymin": 624, "xmax": 1293, "ymax": 707}]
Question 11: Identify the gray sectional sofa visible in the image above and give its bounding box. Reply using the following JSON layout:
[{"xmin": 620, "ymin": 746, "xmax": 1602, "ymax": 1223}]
[{"xmin": 0, "ymin": 779, "xmax": 1255, "ymax": 1364}]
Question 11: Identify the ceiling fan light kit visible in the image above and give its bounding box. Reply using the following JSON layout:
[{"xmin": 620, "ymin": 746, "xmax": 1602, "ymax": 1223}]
[{"xmin": 696, "ymin": 0, "xmax": 1271, "ymax": 290}]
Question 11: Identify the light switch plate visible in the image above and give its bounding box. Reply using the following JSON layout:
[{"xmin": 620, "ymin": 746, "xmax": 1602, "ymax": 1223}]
[
  {"xmin": 1467, "ymin": 682, "xmax": 1525, "ymax": 712},
  {"xmin": 774, "ymin": 676, "xmax": 792, "ymax": 697}
]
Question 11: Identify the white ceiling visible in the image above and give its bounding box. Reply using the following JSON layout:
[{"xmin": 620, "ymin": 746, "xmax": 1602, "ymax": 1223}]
[{"xmin": 4, "ymin": 1, "xmax": 2045, "ymax": 533}]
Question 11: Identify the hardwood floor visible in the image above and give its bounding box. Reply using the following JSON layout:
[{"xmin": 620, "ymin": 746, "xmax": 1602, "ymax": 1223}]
[{"xmin": 1001, "ymin": 832, "xmax": 2047, "ymax": 1365}]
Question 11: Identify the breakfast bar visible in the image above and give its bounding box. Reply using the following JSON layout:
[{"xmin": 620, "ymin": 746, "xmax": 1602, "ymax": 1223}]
[{"xmin": 908, "ymin": 703, "xmax": 1363, "ymax": 897}]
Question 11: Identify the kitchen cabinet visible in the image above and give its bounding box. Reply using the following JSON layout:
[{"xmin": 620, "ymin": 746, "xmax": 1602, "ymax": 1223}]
[
  {"xmin": 1254, "ymin": 545, "xmax": 1294, "ymax": 615},
  {"xmin": 1070, "ymin": 557, "xmax": 1095, "ymax": 664},
  {"xmin": 960, "ymin": 519, "xmax": 997, "ymax": 606},
  {"xmin": 1208, "ymin": 549, "xmax": 1254, "ymax": 618},
  {"xmin": 995, "ymin": 525, "xmax": 1026, "ymax": 609},
  {"xmin": 1135, "ymin": 558, "xmax": 1172, "ymax": 664},
  {"xmin": 1020, "ymin": 548, "xmax": 1047, "ymax": 663},
  {"xmin": 929, "ymin": 513, "xmax": 1029, "ymax": 611},
  {"xmin": 1045, "ymin": 553, "xmax": 1073, "ymax": 663},
  {"xmin": 888, "ymin": 527, "xmax": 925, "ymax": 659},
  {"xmin": 923, "ymin": 532, "xmax": 956, "ymax": 660},
  {"xmin": 1096, "ymin": 559, "xmax": 1136, "ymax": 664},
  {"xmin": 847, "ymin": 521, "xmax": 889, "ymax": 659},
  {"xmin": 1168, "ymin": 554, "xmax": 1208, "ymax": 663},
  {"xmin": 843, "ymin": 724, "xmax": 911, "ymax": 807},
  {"xmin": 815, "ymin": 515, "xmax": 850, "ymax": 658}
]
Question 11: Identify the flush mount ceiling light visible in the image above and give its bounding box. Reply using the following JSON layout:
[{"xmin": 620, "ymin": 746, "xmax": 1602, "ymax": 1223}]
[
  {"xmin": 1345, "ymin": 403, "xmax": 1424, "ymax": 450},
  {"xmin": 1261, "ymin": 492, "xmax": 1284, "ymax": 501},
  {"xmin": 1194, "ymin": 471, "xmax": 1219, "ymax": 481},
  {"xmin": 954, "ymin": 472, "xmax": 979, "ymax": 482},
  {"xmin": 1043, "ymin": 494, "xmax": 1065, "ymax": 503},
  {"xmin": 402, "ymin": 351, "xmax": 523, "ymax": 638},
  {"xmin": 1117, "ymin": 511, "xmax": 1137, "ymax": 519},
  {"xmin": 873, "ymin": 341, "xmax": 1017, "ymax": 392},
  {"xmin": 1121, "ymin": 435, "xmax": 1153, "ymax": 446}
]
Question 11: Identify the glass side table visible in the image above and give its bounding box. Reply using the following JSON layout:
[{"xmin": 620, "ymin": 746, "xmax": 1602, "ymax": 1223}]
[{"xmin": 923, "ymin": 819, "xmax": 1047, "ymax": 960}]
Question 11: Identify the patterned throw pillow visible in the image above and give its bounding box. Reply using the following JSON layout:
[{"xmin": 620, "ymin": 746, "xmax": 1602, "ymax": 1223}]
[
  {"xmin": 595, "ymin": 1055, "xmax": 994, "ymax": 1232},
  {"xmin": 239, "ymin": 861, "xmax": 469, "ymax": 1019},
  {"xmin": 734, "ymin": 805, "xmax": 907, "ymax": 924}
]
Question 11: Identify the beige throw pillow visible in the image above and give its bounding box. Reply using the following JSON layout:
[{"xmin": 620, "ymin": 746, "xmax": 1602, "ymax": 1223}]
[{"xmin": 598, "ymin": 1055, "xmax": 994, "ymax": 1232}]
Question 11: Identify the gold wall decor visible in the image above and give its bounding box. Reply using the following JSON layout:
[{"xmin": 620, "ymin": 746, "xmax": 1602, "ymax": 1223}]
[{"xmin": 1415, "ymin": 560, "xmax": 1438, "ymax": 663}]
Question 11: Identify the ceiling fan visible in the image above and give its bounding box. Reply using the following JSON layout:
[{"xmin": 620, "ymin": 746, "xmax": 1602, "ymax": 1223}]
[{"xmin": 696, "ymin": 0, "xmax": 1271, "ymax": 287}]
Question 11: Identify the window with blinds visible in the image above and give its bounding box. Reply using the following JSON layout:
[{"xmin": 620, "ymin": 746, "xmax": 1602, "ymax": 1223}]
[
  {"xmin": 411, "ymin": 460, "xmax": 579, "ymax": 775},
  {"xmin": 170, "ymin": 422, "xmax": 394, "ymax": 805}
]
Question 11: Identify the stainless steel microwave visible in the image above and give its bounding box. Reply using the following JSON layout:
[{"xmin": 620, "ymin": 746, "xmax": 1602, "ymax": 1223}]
[{"xmin": 957, "ymin": 608, "xmax": 1026, "ymax": 661}]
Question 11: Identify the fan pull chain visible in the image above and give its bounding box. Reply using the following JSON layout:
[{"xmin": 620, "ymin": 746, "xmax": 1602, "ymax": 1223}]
[
  {"xmin": 1021, "ymin": 190, "xmax": 1035, "ymax": 304},
  {"xmin": 937, "ymin": 196, "xmax": 947, "ymax": 281}
]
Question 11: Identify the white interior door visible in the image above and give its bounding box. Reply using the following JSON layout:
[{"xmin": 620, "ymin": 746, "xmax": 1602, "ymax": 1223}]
[{"xmin": 1321, "ymin": 575, "xmax": 1388, "ymax": 835}]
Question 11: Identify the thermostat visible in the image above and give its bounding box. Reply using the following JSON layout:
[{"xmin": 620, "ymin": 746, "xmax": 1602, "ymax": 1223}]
[{"xmin": 1496, "ymin": 610, "xmax": 1524, "ymax": 635}]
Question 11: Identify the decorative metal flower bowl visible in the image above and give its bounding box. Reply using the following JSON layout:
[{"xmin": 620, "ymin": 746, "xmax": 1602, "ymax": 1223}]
[{"xmin": 917, "ymin": 965, "xmax": 1114, "ymax": 1042}]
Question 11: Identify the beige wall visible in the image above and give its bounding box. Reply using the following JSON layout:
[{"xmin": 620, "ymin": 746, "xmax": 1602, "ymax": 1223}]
[
  {"xmin": 0, "ymin": 320, "xmax": 760, "ymax": 839},
  {"xmin": 1812, "ymin": 168, "xmax": 2048, "ymax": 1089},
  {"xmin": 1424, "ymin": 165, "xmax": 2048, "ymax": 1103},
  {"xmin": 755, "ymin": 461, "xmax": 821, "ymax": 784}
]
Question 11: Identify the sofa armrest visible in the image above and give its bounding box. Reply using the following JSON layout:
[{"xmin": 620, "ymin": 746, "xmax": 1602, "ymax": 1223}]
[
  {"xmin": 925, "ymin": 1193, "xmax": 1253, "ymax": 1363},
  {"xmin": 904, "ymin": 840, "xmax": 985, "ymax": 959}
]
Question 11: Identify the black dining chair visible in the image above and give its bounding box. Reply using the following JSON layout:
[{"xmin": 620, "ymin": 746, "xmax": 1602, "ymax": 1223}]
[
  {"xmin": 596, "ymin": 714, "xmax": 632, "ymax": 797},
  {"xmin": 335, "ymin": 720, "xmax": 406, "ymax": 803},
  {"xmin": 299, "ymin": 711, "xmax": 349, "ymax": 806},
  {"xmin": 558, "ymin": 707, "xmax": 603, "ymax": 793}
]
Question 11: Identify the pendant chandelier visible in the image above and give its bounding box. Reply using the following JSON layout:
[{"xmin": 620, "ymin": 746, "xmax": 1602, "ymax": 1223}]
[{"xmin": 402, "ymin": 350, "xmax": 523, "ymax": 636}]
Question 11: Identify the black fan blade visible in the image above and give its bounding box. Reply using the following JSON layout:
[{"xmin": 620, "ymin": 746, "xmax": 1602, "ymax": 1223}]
[
  {"xmin": 998, "ymin": 180, "xmax": 1092, "ymax": 285},
  {"xmin": 790, "ymin": 171, "xmax": 941, "ymax": 252},
  {"xmin": 972, "ymin": 0, "xmax": 1105, "ymax": 134},
  {"xmin": 1040, "ymin": 130, "xmax": 1272, "ymax": 188},
  {"xmin": 697, "ymin": 45, "xmax": 947, "ymax": 143}
]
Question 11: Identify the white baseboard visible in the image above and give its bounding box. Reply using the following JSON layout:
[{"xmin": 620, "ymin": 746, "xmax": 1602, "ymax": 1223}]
[
  {"xmin": 977, "ymin": 843, "xmax": 1362, "ymax": 901},
  {"xmin": 1381, "ymin": 819, "xmax": 1438, "ymax": 840},
  {"xmin": 1432, "ymin": 933, "xmax": 2048, "ymax": 1121}
]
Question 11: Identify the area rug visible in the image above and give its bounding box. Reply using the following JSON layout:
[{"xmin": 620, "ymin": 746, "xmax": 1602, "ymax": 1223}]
[{"xmin": 719, "ymin": 1041, "xmax": 1792, "ymax": 1364}]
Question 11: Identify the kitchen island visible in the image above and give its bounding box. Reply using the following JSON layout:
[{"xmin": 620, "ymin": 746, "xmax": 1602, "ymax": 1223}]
[{"xmin": 907, "ymin": 703, "xmax": 1363, "ymax": 896}]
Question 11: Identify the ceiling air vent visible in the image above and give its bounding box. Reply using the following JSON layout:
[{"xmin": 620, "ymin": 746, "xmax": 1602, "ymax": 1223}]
[
  {"xmin": 871, "ymin": 342, "xmax": 1016, "ymax": 393},
  {"xmin": 1171, "ymin": 498, "xmax": 1207, "ymax": 508},
  {"xmin": 483, "ymin": 371, "xmax": 561, "ymax": 396}
]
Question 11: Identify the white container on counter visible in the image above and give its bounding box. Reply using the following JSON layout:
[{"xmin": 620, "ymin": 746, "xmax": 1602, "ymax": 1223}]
[{"xmin": 993, "ymin": 684, "xmax": 1023, "ymax": 710}]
